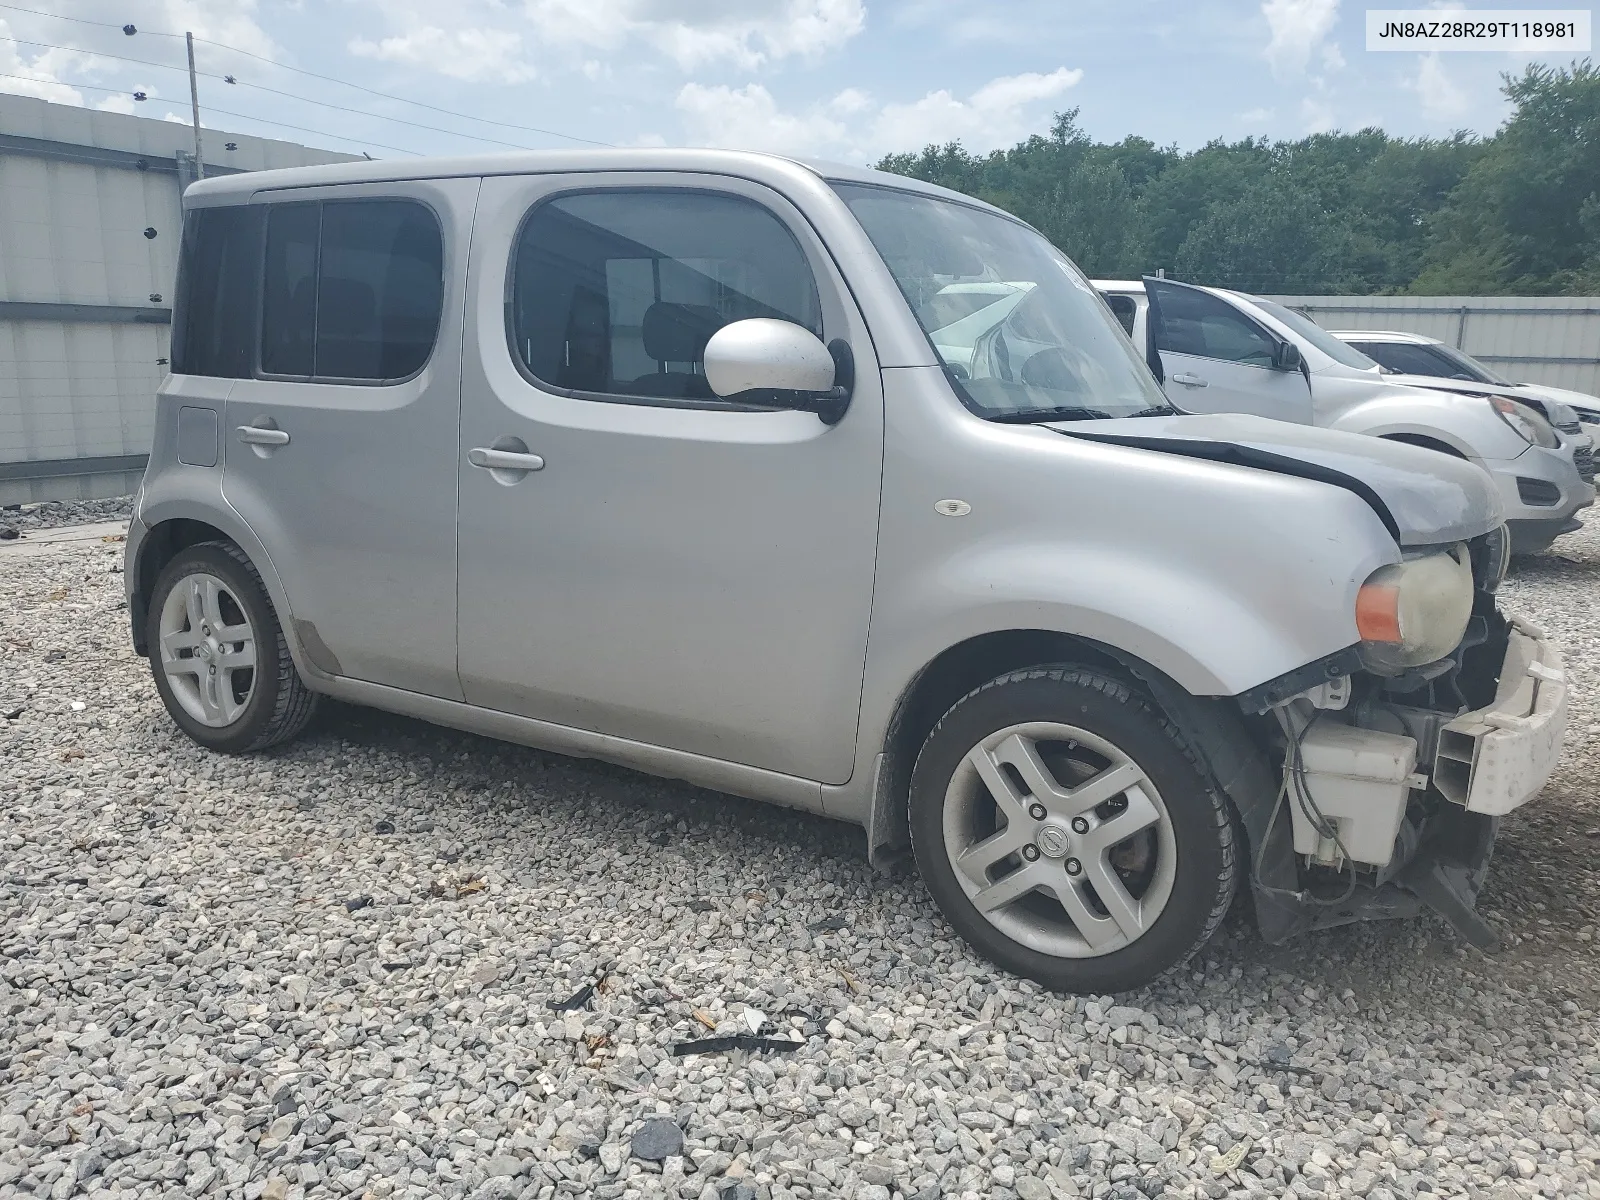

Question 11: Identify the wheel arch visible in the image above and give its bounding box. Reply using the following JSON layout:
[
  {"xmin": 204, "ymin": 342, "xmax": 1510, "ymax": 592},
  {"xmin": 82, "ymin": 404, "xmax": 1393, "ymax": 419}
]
[
  {"xmin": 131, "ymin": 517, "xmax": 239, "ymax": 655},
  {"xmin": 1379, "ymin": 432, "xmax": 1470, "ymax": 459},
  {"xmin": 863, "ymin": 629, "xmax": 1276, "ymax": 869},
  {"xmin": 130, "ymin": 506, "xmax": 318, "ymax": 682}
]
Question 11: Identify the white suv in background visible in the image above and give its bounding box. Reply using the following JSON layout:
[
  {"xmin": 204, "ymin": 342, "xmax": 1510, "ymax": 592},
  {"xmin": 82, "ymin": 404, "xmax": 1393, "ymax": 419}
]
[
  {"xmin": 1330, "ymin": 328, "xmax": 1600, "ymax": 433},
  {"xmin": 1096, "ymin": 279, "xmax": 1595, "ymax": 554}
]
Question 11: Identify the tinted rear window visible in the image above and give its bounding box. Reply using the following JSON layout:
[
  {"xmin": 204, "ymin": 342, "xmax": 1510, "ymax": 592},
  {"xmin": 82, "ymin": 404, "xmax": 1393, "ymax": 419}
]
[
  {"xmin": 261, "ymin": 198, "xmax": 444, "ymax": 382},
  {"xmin": 171, "ymin": 206, "xmax": 263, "ymax": 378}
]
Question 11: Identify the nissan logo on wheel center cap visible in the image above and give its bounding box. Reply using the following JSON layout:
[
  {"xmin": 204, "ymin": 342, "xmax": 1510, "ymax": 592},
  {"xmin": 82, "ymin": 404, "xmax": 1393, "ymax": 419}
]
[{"xmin": 1035, "ymin": 823, "xmax": 1072, "ymax": 859}]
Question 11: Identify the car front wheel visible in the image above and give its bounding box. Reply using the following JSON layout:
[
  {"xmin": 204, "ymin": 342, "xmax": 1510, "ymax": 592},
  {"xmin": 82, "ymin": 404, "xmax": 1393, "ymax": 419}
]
[{"xmin": 910, "ymin": 665, "xmax": 1238, "ymax": 994}]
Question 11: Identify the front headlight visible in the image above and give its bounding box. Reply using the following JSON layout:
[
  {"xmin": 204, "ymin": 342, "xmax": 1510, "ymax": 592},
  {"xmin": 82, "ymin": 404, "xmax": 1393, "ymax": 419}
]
[
  {"xmin": 1355, "ymin": 545, "xmax": 1475, "ymax": 674},
  {"xmin": 1490, "ymin": 395, "xmax": 1559, "ymax": 448}
]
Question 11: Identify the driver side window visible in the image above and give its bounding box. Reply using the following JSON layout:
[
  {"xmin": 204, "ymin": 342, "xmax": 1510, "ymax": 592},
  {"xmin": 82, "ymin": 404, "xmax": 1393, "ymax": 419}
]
[{"xmin": 1153, "ymin": 286, "xmax": 1277, "ymax": 368}]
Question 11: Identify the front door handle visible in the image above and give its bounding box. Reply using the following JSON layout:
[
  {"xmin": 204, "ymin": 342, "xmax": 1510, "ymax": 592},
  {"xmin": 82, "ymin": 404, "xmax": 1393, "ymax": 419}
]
[
  {"xmin": 237, "ymin": 425, "xmax": 290, "ymax": 446},
  {"xmin": 469, "ymin": 447, "xmax": 545, "ymax": 472},
  {"xmin": 1170, "ymin": 373, "xmax": 1208, "ymax": 388}
]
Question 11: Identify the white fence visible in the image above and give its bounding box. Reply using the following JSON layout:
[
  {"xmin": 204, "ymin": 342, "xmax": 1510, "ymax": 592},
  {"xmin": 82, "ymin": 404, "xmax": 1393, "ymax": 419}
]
[{"xmin": 1267, "ymin": 294, "xmax": 1600, "ymax": 398}]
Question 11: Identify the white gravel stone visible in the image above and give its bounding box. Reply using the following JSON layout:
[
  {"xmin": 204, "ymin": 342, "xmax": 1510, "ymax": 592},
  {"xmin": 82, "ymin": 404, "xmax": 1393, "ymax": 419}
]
[{"xmin": 2, "ymin": 504, "xmax": 1599, "ymax": 1200}]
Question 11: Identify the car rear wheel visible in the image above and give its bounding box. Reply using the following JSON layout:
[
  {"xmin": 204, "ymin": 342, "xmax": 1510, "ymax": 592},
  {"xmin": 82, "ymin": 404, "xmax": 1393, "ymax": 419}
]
[
  {"xmin": 910, "ymin": 665, "xmax": 1237, "ymax": 993},
  {"xmin": 146, "ymin": 541, "xmax": 317, "ymax": 753}
]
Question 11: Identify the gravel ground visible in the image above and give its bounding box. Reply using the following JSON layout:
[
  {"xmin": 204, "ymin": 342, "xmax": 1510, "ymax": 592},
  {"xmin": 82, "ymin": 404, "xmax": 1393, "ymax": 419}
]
[
  {"xmin": 0, "ymin": 499, "xmax": 136, "ymax": 538},
  {"xmin": 2, "ymin": 507, "xmax": 1598, "ymax": 1200}
]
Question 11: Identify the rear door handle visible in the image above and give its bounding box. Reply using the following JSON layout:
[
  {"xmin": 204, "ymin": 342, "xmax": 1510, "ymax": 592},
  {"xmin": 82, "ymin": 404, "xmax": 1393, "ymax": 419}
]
[
  {"xmin": 468, "ymin": 447, "xmax": 545, "ymax": 472},
  {"xmin": 237, "ymin": 425, "xmax": 290, "ymax": 446},
  {"xmin": 1170, "ymin": 373, "xmax": 1208, "ymax": 388}
]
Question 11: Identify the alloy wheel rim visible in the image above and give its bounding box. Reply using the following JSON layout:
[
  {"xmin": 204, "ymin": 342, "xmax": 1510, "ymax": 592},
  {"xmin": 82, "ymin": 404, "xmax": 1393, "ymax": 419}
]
[
  {"xmin": 157, "ymin": 572, "xmax": 258, "ymax": 728},
  {"xmin": 941, "ymin": 721, "xmax": 1178, "ymax": 959}
]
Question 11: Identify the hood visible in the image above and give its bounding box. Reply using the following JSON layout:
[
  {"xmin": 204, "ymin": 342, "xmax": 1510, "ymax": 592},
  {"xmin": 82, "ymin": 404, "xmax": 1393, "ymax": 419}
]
[
  {"xmin": 1050, "ymin": 412, "xmax": 1504, "ymax": 548},
  {"xmin": 1376, "ymin": 373, "xmax": 1596, "ymax": 425}
]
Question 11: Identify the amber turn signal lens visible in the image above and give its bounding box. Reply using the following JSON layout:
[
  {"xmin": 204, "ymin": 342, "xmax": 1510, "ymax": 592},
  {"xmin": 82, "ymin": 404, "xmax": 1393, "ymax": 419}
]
[{"xmin": 1355, "ymin": 582, "xmax": 1403, "ymax": 643}]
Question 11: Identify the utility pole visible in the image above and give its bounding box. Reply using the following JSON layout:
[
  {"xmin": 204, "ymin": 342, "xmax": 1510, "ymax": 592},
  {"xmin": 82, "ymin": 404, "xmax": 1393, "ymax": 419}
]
[{"xmin": 185, "ymin": 32, "xmax": 204, "ymax": 181}]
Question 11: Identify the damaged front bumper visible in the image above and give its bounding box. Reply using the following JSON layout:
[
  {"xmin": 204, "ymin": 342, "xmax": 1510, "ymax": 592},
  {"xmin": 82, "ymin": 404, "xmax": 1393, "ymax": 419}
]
[
  {"xmin": 1433, "ymin": 616, "xmax": 1567, "ymax": 816},
  {"xmin": 1252, "ymin": 615, "xmax": 1566, "ymax": 949}
]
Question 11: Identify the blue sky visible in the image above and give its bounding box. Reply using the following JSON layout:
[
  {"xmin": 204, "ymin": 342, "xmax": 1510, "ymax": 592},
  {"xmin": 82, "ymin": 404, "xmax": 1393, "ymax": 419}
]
[{"xmin": 0, "ymin": 1, "xmax": 1585, "ymax": 163}]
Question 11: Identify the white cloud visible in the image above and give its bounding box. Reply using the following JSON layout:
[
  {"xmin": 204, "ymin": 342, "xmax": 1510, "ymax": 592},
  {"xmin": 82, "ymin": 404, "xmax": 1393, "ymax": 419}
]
[
  {"xmin": 0, "ymin": 19, "xmax": 87, "ymax": 105},
  {"xmin": 675, "ymin": 66, "xmax": 1083, "ymax": 161},
  {"xmin": 1262, "ymin": 0, "xmax": 1340, "ymax": 77},
  {"xmin": 0, "ymin": 3, "xmax": 279, "ymax": 110},
  {"xmin": 1410, "ymin": 53, "xmax": 1469, "ymax": 122},
  {"xmin": 156, "ymin": 0, "xmax": 279, "ymax": 64},
  {"xmin": 872, "ymin": 68, "xmax": 1082, "ymax": 152},
  {"xmin": 1238, "ymin": 106, "xmax": 1275, "ymax": 125},
  {"xmin": 1300, "ymin": 96, "xmax": 1335, "ymax": 133},
  {"xmin": 350, "ymin": 26, "xmax": 536, "ymax": 83},
  {"xmin": 485, "ymin": 0, "xmax": 867, "ymax": 72},
  {"xmin": 675, "ymin": 82, "xmax": 847, "ymax": 156}
]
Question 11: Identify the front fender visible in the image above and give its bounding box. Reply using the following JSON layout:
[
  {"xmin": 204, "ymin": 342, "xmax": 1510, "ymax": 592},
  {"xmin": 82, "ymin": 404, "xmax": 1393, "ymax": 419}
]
[
  {"xmin": 870, "ymin": 533, "xmax": 1387, "ymax": 706},
  {"xmin": 1321, "ymin": 386, "xmax": 1529, "ymax": 461}
]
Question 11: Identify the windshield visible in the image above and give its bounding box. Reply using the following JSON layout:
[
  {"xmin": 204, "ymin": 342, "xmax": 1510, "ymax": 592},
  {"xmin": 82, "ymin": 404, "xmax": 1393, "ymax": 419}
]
[
  {"xmin": 832, "ymin": 183, "xmax": 1168, "ymax": 420},
  {"xmin": 1250, "ymin": 298, "xmax": 1380, "ymax": 370},
  {"xmin": 1430, "ymin": 343, "xmax": 1511, "ymax": 386}
]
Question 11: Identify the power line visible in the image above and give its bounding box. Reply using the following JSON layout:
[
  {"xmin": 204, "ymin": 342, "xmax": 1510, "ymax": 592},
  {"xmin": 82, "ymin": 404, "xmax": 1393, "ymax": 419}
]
[
  {"xmin": 4, "ymin": 36, "xmax": 546, "ymax": 151},
  {"xmin": 0, "ymin": 1, "xmax": 612, "ymax": 147},
  {"xmin": 0, "ymin": 70, "xmax": 423, "ymax": 156}
]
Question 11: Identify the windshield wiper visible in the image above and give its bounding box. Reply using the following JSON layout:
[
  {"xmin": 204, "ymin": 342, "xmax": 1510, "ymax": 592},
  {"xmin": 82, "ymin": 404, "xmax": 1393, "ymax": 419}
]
[
  {"xmin": 986, "ymin": 405, "xmax": 1113, "ymax": 424},
  {"xmin": 1125, "ymin": 404, "xmax": 1179, "ymax": 418}
]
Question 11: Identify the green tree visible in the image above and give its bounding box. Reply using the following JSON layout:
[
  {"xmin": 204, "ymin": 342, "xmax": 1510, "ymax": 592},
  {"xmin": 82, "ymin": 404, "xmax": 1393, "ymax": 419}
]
[
  {"xmin": 1171, "ymin": 179, "xmax": 1352, "ymax": 293},
  {"xmin": 873, "ymin": 60, "xmax": 1597, "ymax": 296},
  {"xmin": 1418, "ymin": 60, "xmax": 1600, "ymax": 292}
]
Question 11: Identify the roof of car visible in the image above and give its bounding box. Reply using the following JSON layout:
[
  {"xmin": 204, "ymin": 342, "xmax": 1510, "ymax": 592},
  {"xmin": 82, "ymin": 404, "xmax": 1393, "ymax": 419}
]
[
  {"xmin": 182, "ymin": 147, "xmax": 1015, "ymax": 218},
  {"xmin": 1326, "ymin": 329, "xmax": 1444, "ymax": 346},
  {"xmin": 1090, "ymin": 280, "xmax": 1147, "ymax": 293}
]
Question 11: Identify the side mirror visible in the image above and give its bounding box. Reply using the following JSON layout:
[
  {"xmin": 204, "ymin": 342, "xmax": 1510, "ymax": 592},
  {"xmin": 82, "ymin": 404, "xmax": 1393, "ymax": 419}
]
[
  {"xmin": 1274, "ymin": 341, "xmax": 1304, "ymax": 372},
  {"xmin": 703, "ymin": 319, "xmax": 852, "ymax": 424}
]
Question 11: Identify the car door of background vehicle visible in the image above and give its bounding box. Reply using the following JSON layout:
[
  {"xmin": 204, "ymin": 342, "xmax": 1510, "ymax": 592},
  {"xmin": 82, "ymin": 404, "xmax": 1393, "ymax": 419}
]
[
  {"xmin": 222, "ymin": 178, "xmax": 477, "ymax": 700},
  {"xmin": 1145, "ymin": 279, "xmax": 1313, "ymax": 424},
  {"xmin": 455, "ymin": 174, "xmax": 884, "ymax": 786}
]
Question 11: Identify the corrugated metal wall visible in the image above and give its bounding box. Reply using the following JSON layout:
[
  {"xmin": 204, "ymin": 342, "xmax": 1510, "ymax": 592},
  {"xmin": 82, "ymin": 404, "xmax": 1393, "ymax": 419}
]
[
  {"xmin": 0, "ymin": 93, "xmax": 356, "ymax": 506},
  {"xmin": 1267, "ymin": 294, "xmax": 1600, "ymax": 398}
]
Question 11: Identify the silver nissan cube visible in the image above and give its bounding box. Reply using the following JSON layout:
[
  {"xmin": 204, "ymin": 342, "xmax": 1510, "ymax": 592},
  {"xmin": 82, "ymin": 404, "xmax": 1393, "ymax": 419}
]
[{"xmin": 127, "ymin": 150, "xmax": 1567, "ymax": 993}]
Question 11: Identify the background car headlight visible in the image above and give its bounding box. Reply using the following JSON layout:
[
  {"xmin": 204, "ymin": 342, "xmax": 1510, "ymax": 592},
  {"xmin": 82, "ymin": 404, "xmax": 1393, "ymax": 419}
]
[
  {"xmin": 1355, "ymin": 546, "xmax": 1475, "ymax": 674},
  {"xmin": 1491, "ymin": 395, "xmax": 1559, "ymax": 448},
  {"xmin": 1544, "ymin": 399, "xmax": 1580, "ymax": 429}
]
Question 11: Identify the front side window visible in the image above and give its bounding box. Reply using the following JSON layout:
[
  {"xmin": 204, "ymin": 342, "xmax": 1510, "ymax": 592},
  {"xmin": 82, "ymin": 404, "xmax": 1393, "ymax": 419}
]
[
  {"xmin": 509, "ymin": 190, "xmax": 821, "ymax": 405},
  {"xmin": 1152, "ymin": 285, "xmax": 1279, "ymax": 367},
  {"xmin": 260, "ymin": 198, "xmax": 444, "ymax": 383},
  {"xmin": 833, "ymin": 183, "xmax": 1166, "ymax": 420}
]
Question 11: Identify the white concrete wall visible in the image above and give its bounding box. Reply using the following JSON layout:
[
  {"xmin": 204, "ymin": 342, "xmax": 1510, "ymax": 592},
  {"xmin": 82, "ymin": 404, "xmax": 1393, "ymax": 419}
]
[{"xmin": 0, "ymin": 93, "xmax": 358, "ymax": 506}]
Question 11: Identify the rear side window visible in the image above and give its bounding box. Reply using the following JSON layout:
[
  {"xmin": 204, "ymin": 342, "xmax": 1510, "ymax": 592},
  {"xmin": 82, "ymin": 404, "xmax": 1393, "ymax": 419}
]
[
  {"xmin": 260, "ymin": 198, "xmax": 444, "ymax": 382},
  {"xmin": 1102, "ymin": 293, "xmax": 1137, "ymax": 336},
  {"xmin": 508, "ymin": 190, "xmax": 821, "ymax": 405},
  {"xmin": 171, "ymin": 206, "xmax": 263, "ymax": 378}
]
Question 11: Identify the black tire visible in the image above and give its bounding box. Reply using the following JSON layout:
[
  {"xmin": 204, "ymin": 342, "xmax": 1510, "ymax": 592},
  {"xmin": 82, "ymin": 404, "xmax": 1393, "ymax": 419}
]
[
  {"xmin": 909, "ymin": 665, "xmax": 1237, "ymax": 994},
  {"xmin": 146, "ymin": 541, "xmax": 318, "ymax": 753}
]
